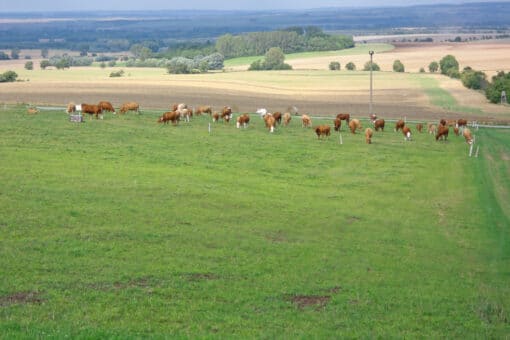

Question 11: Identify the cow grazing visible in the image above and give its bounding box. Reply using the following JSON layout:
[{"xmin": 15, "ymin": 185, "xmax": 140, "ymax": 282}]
[
  {"xmin": 315, "ymin": 125, "xmax": 331, "ymax": 139},
  {"xmin": 336, "ymin": 113, "xmax": 350, "ymax": 124},
  {"xmin": 454, "ymin": 127, "xmax": 460, "ymax": 136},
  {"xmin": 178, "ymin": 108, "xmax": 192, "ymax": 123},
  {"xmin": 436, "ymin": 124, "xmax": 449, "ymax": 141},
  {"xmin": 301, "ymin": 114, "xmax": 312, "ymax": 128},
  {"xmin": 264, "ymin": 114, "xmax": 276, "ymax": 133},
  {"xmin": 273, "ymin": 112, "xmax": 282, "ymax": 125},
  {"xmin": 334, "ymin": 118, "xmax": 342, "ymax": 131},
  {"xmin": 457, "ymin": 118, "xmax": 468, "ymax": 128},
  {"xmin": 236, "ymin": 114, "xmax": 250, "ymax": 128},
  {"xmin": 81, "ymin": 103, "xmax": 103, "ymax": 119},
  {"xmin": 416, "ymin": 123, "xmax": 423, "ymax": 133},
  {"xmin": 349, "ymin": 118, "xmax": 362, "ymax": 134},
  {"xmin": 395, "ymin": 119, "xmax": 405, "ymax": 132},
  {"xmin": 374, "ymin": 119, "xmax": 385, "ymax": 132},
  {"xmin": 212, "ymin": 112, "xmax": 220, "ymax": 122},
  {"xmin": 283, "ymin": 112, "xmax": 292, "ymax": 126},
  {"xmin": 66, "ymin": 102, "xmax": 76, "ymax": 114},
  {"xmin": 463, "ymin": 128, "xmax": 473, "ymax": 144},
  {"xmin": 158, "ymin": 111, "xmax": 180, "ymax": 125},
  {"xmin": 221, "ymin": 106, "xmax": 233, "ymax": 122},
  {"xmin": 195, "ymin": 105, "xmax": 212, "ymax": 115},
  {"xmin": 27, "ymin": 107, "xmax": 38, "ymax": 114},
  {"xmin": 427, "ymin": 123, "xmax": 437, "ymax": 135},
  {"xmin": 365, "ymin": 128, "xmax": 373, "ymax": 144},
  {"xmin": 98, "ymin": 101, "xmax": 115, "ymax": 114},
  {"xmin": 402, "ymin": 126, "xmax": 412, "ymax": 141},
  {"xmin": 119, "ymin": 102, "xmax": 140, "ymax": 114}
]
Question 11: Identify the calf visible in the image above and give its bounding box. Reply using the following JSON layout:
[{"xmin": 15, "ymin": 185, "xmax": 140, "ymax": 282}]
[
  {"xmin": 402, "ymin": 126, "xmax": 412, "ymax": 141},
  {"xmin": 365, "ymin": 128, "xmax": 373, "ymax": 144},
  {"xmin": 236, "ymin": 114, "xmax": 250, "ymax": 128},
  {"xmin": 436, "ymin": 124, "xmax": 449, "ymax": 141},
  {"xmin": 301, "ymin": 114, "xmax": 312, "ymax": 128},
  {"xmin": 315, "ymin": 125, "xmax": 331, "ymax": 139},
  {"xmin": 221, "ymin": 106, "xmax": 233, "ymax": 122},
  {"xmin": 264, "ymin": 114, "xmax": 276, "ymax": 133},
  {"xmin": 283, "ymin": 112, "xmax": 292, "ymax": 126},
  {"xmin": 374, "ymin": 119, "xmax": 385, "ymax": 132},
  {"xmin": 416, "ymin": 123, "xmax": 423, "ymax": 133},
  {"xmin": 273, "ymin": 112, "xmax": 282, "ymax": 125},
  {"xmin": 463, "ymin": 128, "xmax": 474, "ymax": 144},
  {"xmin": 427, "ymin": 123, "xmax": 437, "ymax": 135}
]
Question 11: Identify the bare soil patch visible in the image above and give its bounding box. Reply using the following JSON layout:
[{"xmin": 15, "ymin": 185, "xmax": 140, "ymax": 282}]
[
  {"xmin": 289, "ymin": 295, "xmax": 331, "ymax": 310},
  {"xmin": 0, "ymin": 291, "xmax": 44, "ymax": 306}
]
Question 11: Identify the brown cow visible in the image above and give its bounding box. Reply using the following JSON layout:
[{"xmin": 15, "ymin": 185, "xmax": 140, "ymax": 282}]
[
  {"xmin": 98, "ymin": 101, "xmax": 115, "ymax": 114},
  {"xmin": 315, "ymin": 125, "xmax": 331, "ymax": 139},
  {"xmin": 212, "ymin": 112, "xmax": 220, "ymax": 122},
  {"xmin": 334, "ymin": 118, "xmax": 342, "ymax": 131},
  {"xmin": 195, "ymin": 105, "xmax": 212, "ymax": 115},
  {"xmin": 349, "ymin": 118, "xmax": 362, "ymax": 134},
  {"xmin": 264, "ymin": 114, "xmax": 276, "ymax": 133},
  {"xmin": 402, "ymin": 126, "xmax": 412, "ymax": 141},
  {"xmin": 119, "ymin": 102, "xmax": 139, "ymax": 114},
  {"xmin": 374, "ymin": 119, "xmax": 385, "ymax": 132},
  {"xmin": 236, "ymin": 114, "xmax": 250, "ymax": 128},
  {"xmin": 336, "ymin": 113, "xmax": 350, "ymax": 124},
  {"xmin": 81, "ymin": 103, "xmax": 103, "ymax": 119},
  {"xmin": 369, "ymin": 114, "xmax": 377, "ymax": 123},
  {"xmin": 457, "ymin": 118, "xmax": 468, "ymax": 128},
  {"xmin": 221, "ymin": 106, "xmax": 232, "ymax": 122},
  {"xmin": 454, "ymin": 127, "xmax": 460, "ymax": 136},
  {"xmin": 416, "ymin": 123, "xmax": 423, "ymax": 133},
  {"xmin": 158, "ymin": 111, "xmax": 180, "ymax": 125},
  {"xmin": 273, "ymin": 112, "xmax": 282, "ymax": 125},
  {"xmin": 463, "ymin": 128, "xmax": 473, "ymax": 144},
  {"xmin": 395, "ymin": 119, "xmax": 405, "ymax": 132},
  {"xmin": 439, "ymin": 119, "xmax": 447, "ymax": 126},
  {"xmin": 365, "ymin": 128, "xmax": 373, "ymax": 144},
  {"xmin": 283, "ymin": 112, "xmax": 292, "ymax": 126},
  {"xmin": 66, "ymin": 102, "xmax": 76, "ymax": 114},
  {"xmin": 436, "ymin": 124, "xmax": 449, "ymax": 141},
  {"xmin": 301, "ymin": 114, "xmax": 312, "ymax": 128}
]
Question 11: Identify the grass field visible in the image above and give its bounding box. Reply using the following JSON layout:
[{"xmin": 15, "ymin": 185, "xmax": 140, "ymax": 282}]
[{"xmin": 1, "ymin": 106, "xmax": 509, "ymax": 337}]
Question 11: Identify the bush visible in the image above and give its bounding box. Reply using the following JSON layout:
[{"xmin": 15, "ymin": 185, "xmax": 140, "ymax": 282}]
[
  {"xmin": 40, "ymin": 60, "xmax": 51, "ymax": 70},
  {"xmin": 363, "ymin": 61, "xmax": 380, "ymax": 71},
  {"xmin": 485, "ymin": 71, "xmax": 510, "ymax": 104},
  {"xmin": 25, "ymin": 61, "xmax": 33, "ymax": 70},
  {"xmin": 446, "ymin": 68, "xmax": 460, "ymax": 79},
  {"xmin": 393, "ymin": 60, "xmax": 405, "ymax": 72},
  {"xmin": 440, "ymin": 55, "xmax": 459, "ymax": 75},
  {"xmin": 329, "ymin": 61, "xmax": 340, "ymax": 70},
  {"xmin": 420, "ymin": 67, "xmax": 425, "ymax": 73},
  {"xmin": 428, "ymin": 61, "xmax": 439, "ymax": 73},
  {"xmin": 461, "ymin": 67, "xmax": 487, "ymax": 90},
  {"xmin": 109, "ymin": 69, "xmax": 125, "ymax": 77},
  {"xmin": 345, "ymin": 62, "xmax": 356, "ymax": 71},
  {"xmin": 0, "ymin": 70, "xmax": 18, "ymax": 82}
]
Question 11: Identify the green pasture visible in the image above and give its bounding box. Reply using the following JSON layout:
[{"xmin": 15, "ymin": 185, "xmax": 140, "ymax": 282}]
[
  {"xmin": 224, "ymin": 43, "xmax": 394, "ymax": 67},
  {"xmin": 0, "ymin": 106, "xmax": 509, "ymax": 337}
]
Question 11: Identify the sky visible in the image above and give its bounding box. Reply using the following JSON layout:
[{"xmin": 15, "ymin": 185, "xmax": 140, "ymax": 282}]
[{"xmin": 0, "ymin": 0, "xmax": 506, "ymax": 12}]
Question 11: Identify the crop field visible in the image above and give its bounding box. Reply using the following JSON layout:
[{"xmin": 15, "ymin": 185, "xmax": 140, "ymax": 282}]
[{"xmin": 0, "ymin": 106, "xmax": 509, "ymax": 337}]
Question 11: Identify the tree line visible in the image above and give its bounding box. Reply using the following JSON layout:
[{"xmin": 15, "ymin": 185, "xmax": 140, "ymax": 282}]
[{"xmin": 216, "ymin": 27, "xmax": 354, "ymax": 59}]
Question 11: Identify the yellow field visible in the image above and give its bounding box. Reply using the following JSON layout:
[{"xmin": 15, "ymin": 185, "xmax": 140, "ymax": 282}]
[{"xmin": 1, "ymin": 41, "xmax": 509, "ymax": 122}]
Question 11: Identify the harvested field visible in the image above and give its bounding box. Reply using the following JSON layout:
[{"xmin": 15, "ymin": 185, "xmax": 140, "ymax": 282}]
[{"xmin": 1, "ymin": 42, "xmax": 509, "ymax": 123}]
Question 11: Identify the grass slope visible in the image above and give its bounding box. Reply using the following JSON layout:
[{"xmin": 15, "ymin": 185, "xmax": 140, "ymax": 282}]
[{"xmin": 0, "ymin": 106, "xmax": 508, "ymax": 337}]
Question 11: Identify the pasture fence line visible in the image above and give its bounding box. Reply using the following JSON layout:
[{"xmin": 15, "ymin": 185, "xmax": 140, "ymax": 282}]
[{"xmin": 2, "ymin": 104, "xmax": 508, "ymax": 129}]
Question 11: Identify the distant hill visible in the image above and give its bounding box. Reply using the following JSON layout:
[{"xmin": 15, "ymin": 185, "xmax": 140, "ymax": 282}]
[{"xmin": 0, "ymin": 2, "xmax": 509, "ymax": 51}]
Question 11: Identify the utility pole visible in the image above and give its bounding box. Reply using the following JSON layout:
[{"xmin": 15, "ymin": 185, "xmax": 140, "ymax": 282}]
[{"xmin": 369, "ymin": 50, "xmax": 374, "ymax": 116}]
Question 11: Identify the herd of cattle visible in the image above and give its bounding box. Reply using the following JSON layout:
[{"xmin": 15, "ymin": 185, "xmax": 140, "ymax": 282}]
[{"xmin": 63, "ymin": 100, "xmax": 475, "ymax": 145}]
